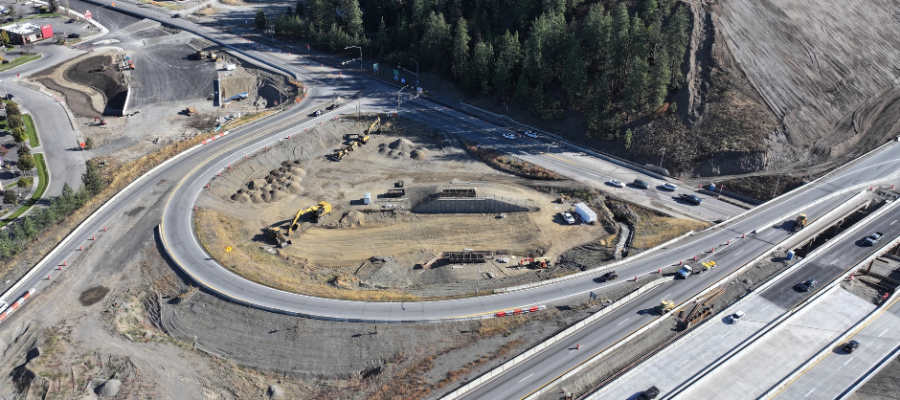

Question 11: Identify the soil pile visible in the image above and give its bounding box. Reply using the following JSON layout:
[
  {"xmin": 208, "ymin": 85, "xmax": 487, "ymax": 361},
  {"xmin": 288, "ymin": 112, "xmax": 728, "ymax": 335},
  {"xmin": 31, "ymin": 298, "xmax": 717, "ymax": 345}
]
[
  {"xmin": 380, "ymin": 138, "xmax": 424, "ymax": 159},
  {"xmin": 97, "ymin": 379, "xmax": 122, "ymax": 397},
  {"xmin": 231, "ymin": 160, "xmax": 305, "ymax": 204},
  {"xmin": 411, "ymin": 148, "xmax": 428, "ymax": 160}
]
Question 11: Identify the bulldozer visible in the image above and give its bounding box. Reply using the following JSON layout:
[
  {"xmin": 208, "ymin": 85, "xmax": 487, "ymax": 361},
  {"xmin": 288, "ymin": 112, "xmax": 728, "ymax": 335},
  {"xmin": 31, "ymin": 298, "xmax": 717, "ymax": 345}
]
[
  {"xmin": 185, "ymin": 107, "xmax": 199, "ymax": 117},
  {"xmin": 330, "ymin": 149, "xmax": 347, "ymax": 161},
  {"xmin": 657, "ymin": 300, "xmax": 675, "ymax": 315},
  {"xmin": 346, "ymin": 141, "xmax": 358, "ymax": 152},
  {"xmin": 351, "ymin": 133, "xmax": 370, "ymax": 145},
  {"xmin": 793, "ymin": 213, "xmax": 807, "ymax": 232},
  {"xmin": 265, "ymin": 226, "xmax": 290, "ymax": 247}
]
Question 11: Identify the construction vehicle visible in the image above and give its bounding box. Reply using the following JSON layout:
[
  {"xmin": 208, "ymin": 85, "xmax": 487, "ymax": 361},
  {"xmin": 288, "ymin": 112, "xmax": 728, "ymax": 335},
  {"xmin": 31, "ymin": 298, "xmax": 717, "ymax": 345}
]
[
  {"xmin": 297, "ymin": 201, "xmax": 332, "ymax": 222},
  {"xmin": 265, "ymin": 226, "xmax": 291, "ymax": 247},
  {"xmin": 351, "ymin": 133, "xmax": 370, "ymax": 144},
  {"xmin": 185, "ymin": 107, "xmax": 199, "ymax": 116},
  {"xmin": 677, "ymin": 265, "xmax": 695, "ymax": 279},
  {"xmin": 346, "ymin": 141, "xmax": 358, "ymax": 151},
  {"xmin": 94, "ymin": 117, "xmax": 107, "ymax": 126},
  {"xmin": 701, "ymin": 260, "xmax": 717, "ymax": 270},
  {"xmin": 386, "ymin": 189, "xmax": 405, "ymax": 198},
  {"xmin": 657, "ymin": 300, "xmax": 675, "ymax": 315},
  {"xmin": 330, "ymin": 149, "xmax": 347, "ymax": 161},
  {"xmin": 366, "ymin": 117, "xmax": 381, "ymax": 135},
  {"xmin": 518, "ymin": 257, "xmax": 550, "ymax": 269},
  {"xmin": 793, "ymin": 213, "xmax": 807, "ymax": 232}
]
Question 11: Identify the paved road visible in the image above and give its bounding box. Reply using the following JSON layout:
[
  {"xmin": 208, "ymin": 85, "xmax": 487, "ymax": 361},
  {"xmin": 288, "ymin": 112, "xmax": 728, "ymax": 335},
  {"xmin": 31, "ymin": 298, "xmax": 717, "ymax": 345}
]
[{"xmin": 772, "ymin": 291, "xmax": 900, "ymax": 400}]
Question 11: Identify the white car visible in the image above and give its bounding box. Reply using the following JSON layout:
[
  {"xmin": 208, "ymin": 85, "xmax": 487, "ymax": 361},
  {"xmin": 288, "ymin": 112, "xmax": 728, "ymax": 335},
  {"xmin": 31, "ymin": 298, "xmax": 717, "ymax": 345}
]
[
  {"xmin": 608, "ymin": 179, "xmax": 625, "ymax": 188},
  {"xmin": 503, "ymin": 132, "xmax": 516, "ymax": 140},
  {"xmin": 662, "ymin": 183, "xmax": 678, "ymax": 191},
  {"xmin": 729, "ymin": 310, "xmax": 745, "ymax": 324},
  {"xmin": 562, "ymin": 212, "xmax": 576, "ymax": 224},
  {"xmin": 524, "ymin": 131, "xmax": 539, "ymax": 138}
]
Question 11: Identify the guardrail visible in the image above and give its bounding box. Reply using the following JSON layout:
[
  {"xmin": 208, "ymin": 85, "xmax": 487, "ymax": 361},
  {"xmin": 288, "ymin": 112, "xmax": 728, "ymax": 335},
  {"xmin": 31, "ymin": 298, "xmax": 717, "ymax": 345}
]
[
  {"xmin": 836, "ymin": 343, "xmax": 900, "ymax": 399},
  {"xmin": 439, "ymin": 277, "xmax": 671, "ymax": 400},
  {"xmin": 758, "ymin": 232, "xmax": 900, "ymax": 399}
]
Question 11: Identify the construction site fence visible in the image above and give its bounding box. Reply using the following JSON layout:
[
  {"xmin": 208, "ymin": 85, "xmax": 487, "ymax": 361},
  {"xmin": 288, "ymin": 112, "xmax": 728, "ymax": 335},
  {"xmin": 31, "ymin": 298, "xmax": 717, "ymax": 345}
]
[
  {"xmin": 584, "ymin": 190, "xmax": 882, "ymax": 399},
  {"xmin": 459, "ymin": 102, "xmax": 669, "ymax": 180},
  {"xmin": 439, "ymin": 277, "xmax": 670, "ymax": 400}
]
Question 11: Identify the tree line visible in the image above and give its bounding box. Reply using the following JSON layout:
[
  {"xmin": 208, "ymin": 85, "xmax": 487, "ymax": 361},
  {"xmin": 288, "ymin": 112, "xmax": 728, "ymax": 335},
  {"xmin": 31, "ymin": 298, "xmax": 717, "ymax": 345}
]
[{"xmin": 260, "ymin": 0, "xmax": 690, "ymax": 141}]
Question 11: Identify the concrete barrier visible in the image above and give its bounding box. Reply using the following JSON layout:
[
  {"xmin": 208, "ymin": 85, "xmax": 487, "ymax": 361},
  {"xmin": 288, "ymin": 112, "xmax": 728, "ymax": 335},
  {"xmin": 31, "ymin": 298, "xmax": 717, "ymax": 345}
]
[
  {"xmin": 439, "ymin": 278, "xmax": 670, "ymax": 400},
  {"xmin": 836, "ymin": 344, "xmax": 900, "ymax": 400}
]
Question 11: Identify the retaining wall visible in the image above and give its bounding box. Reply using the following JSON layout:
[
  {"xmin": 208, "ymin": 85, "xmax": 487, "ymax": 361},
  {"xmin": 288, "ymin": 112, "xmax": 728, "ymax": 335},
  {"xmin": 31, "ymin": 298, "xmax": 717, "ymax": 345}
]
[{"xmin": 412, "ymin": 197, "xmax": 535, "ymax": 214}]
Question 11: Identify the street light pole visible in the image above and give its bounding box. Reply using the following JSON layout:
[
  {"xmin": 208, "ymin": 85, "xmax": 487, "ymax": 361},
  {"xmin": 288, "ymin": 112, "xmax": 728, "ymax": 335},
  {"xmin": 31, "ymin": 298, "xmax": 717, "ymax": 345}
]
[
  {"xmin": 345, "ymin": 46, "xmax": 362, "ymax": 72},
  {"xmin": 397, "ymin": 85, "xmax": 409, "ymax": 116},
  {"xmin": 409, "ymin": 58, "xmax": 419, "ymax": 88},
  {"xmin": 659, "ymin": 148, "xmax": 666, "ymax": 168}
]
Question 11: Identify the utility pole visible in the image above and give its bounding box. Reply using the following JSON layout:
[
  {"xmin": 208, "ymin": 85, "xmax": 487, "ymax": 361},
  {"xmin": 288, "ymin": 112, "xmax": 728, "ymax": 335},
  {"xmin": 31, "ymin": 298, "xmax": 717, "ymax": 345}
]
[
  {"xmin": 397, "ymin": 85, "xmax": 409, "ymax": 117},
  {"xmin": 659, "ymin": 148, "xmax": 666, "ymax": 168}
]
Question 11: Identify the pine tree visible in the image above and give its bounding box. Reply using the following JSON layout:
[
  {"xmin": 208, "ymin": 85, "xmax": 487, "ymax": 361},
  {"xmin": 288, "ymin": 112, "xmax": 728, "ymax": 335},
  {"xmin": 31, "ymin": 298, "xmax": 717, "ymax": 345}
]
[
  {"xmin": 82, "ymin": 160, "xmax": 104, "ymax": 195},
  {"xmin": 285, "ymin": 6, "xmax": 293, "ymax": 19},
  {"xmin": 648, "ymin": 48, "xmax": 671, "ymax": 110},
  {"xmin": 583, "ymin": 5, "xmax": 611, "ymax": 69},
  {"xmin": 562, "ymin": 34, "xmax": 587, "ymax": 101},
  {"xmin": 255, "ymin": 8, "xmax": 269, "ymax": 30},
  {"xmin": 630, "ymin": 16, "xmax": 649, "ymax": 61},
  {"xmin": 295, "ymin": 0, "xmax": 305, "ymax": 16},
  {"xmin": 663, "ymin": 5, "xmax": 690, "ymax": 88},
  {"xmin": 543, "ymin": 0, "xmax": 565, "ymax": 15},
  {"xmin": 610, "ymin": 3, "xmax": 631, "ymax": 88},
  {"xmin": 624, "ymin": 128, "xmax": 634, "ymax": 149},
  {"xmin": 451, "ymin": 18, "xmax": 470, "ymax": 80},
  {"xmin": 308, "ymin": 0, "xmax": 333, "ymax": 29},
  {"xmin": 465, "ymin": 41, "xmax": 494, "ymax": 94},
  {"xmin": 624, "ymin": 56, "xmax": 649, "ymax": 112},
  {"xmin": 341, "ymin": 0, "xmax": 364, "ymax": 38},
  {"xmin": 375, "ymin": 17, "xmax": 389, "ymax": 59},
  {"xmin": 639, "ymin": 0, "xmax": 658, "ymax": 20},
  {"xmin": 492, "ymin": 30, "xmax": 522, "ymax": 97},
  {"xmin": 21, "ymin": 216, "xmax": 36, "ymax": 238},
  {"xmin": 3, "ymin": 190, "xmax": 15, "ymax": 205},
  {"xmin": 419, "ymin": 12, "xmax": 450, "ymax": 72}
]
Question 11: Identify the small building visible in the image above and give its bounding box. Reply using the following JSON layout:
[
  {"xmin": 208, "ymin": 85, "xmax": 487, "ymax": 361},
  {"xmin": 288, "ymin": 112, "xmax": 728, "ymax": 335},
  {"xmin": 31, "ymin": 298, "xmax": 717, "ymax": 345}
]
[{"xmin": 3, "ymin": 23, "xmax": 51, "ymax": 45}]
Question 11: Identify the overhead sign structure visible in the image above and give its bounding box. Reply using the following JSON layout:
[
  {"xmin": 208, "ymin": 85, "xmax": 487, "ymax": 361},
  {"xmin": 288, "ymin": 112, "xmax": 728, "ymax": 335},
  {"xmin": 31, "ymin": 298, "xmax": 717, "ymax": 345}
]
[{"xmin": 84, "ymin": 9, "xmax": 92, "ymax": 19}]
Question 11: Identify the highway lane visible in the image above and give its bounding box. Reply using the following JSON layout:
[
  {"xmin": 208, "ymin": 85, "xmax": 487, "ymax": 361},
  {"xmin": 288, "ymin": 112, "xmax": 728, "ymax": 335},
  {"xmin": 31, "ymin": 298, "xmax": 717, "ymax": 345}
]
[
  {"xmin": 597, "ymin": 201, "xmax": 900, "ymax": 400},
  {"xmin": 459, "ymin": 193, "xmax": 894, "ymax": 400}
]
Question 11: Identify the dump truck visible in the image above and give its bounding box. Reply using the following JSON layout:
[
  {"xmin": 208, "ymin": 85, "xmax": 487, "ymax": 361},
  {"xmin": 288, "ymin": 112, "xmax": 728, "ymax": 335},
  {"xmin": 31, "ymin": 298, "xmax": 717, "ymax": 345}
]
[
  {"xmin": 657, "ymin": 300, "xmax": 675, "ymax": 315},
  {"xmin": 794, "ymin": 214, "xmax": 807, "ymax": 232},
  {"xmin": 677, "ymin": 266, "xmax": 694, "ymax": 279}
]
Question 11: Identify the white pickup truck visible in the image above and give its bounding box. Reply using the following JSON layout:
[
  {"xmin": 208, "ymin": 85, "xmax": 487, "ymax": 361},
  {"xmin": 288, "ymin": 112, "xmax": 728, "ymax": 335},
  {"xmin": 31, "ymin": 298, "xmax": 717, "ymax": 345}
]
[{"xmin": 863, "ymin": 232, "xmax": 884, "ymax": 246}]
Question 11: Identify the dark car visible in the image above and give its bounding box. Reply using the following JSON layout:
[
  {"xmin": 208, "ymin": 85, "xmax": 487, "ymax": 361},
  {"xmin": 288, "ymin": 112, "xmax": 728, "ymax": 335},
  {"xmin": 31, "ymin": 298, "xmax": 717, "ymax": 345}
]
[
  {"xmin": 679, "ymin": 193, "xmax": 703, "ymax": 204},
  {"xmin": 4, "ymin": 18, "xmax": 13, "ymax": 23},
  {"xmin": 843, "ymin": 340, "xmax": 860, "ymax": 353},
  {"xmin": 5, "ymin": 94, "xmax": 13, "ymax": 100},
  {"xmin": 795, "ymin": 278, "xmax": 818, "ymax": 292},
  {"xmin": 599, "ymin": 271, "xmax": 619, "ymax": 282},
  {"xmin": 633, "ymin": 179, "xmax": 649, "ymax": 189},
  {"xmin": 637, "ymin": 386, "xmax": 660, "ymax": 400},
  {"xmin": 68, "ymin": 33, "xmax": 81, "ymax": 39},
  {"xmin": 173, "ymin": 13, "xmax": 182, "ymax": 18}
]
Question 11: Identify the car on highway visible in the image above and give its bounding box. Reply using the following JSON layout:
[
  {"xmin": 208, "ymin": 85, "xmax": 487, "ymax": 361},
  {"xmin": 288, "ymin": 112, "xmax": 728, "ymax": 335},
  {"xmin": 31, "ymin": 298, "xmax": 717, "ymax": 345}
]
[
  {"xmin": 795, "ymin": 278, "xmax": 818, "ymax": 292},
  {"xmin": 313, "ymin": 110, "xmax": 324, "ymax": 117},
  {"xmin": 523, "ymin": 131, "xmax": 539, "ymax": 138},
  {"xmin": 608, "ymin": 179, "xmax": 625, "ymax": 188},
  {"xmin": 632, "ymin": 179, "xmax": 649, "ymax": 189},
  {"xmin": 637, "ymin": 386, "xmax": 660, "ymax": 400},
  {"xmin": 863, "ymin": 232, "xmax": 884, "ymax": 246},
  {"xmin": 68, "ymin": 33, "xmax": 81, "ymax": 38},
  {"xmin": 173, "ymin": 13, "xmax": 182, "ymax": 18},
  {"xmin": 599, "ymin": 271, "xmax": 619, "ymax": 282},
  {"xmin": 561, "ymin": 211, "xmax": 576, "ymax": 224},
  {"xmin": 729, "ymin": 310, "xmax": 745, "ymax": 324},
  {"xmin": 503, "ymin": 132, "xmax": 517, "ymax": 140},
  {"xmin": 5, "ymin": 94, "xmax": 13, "ymax": 100},
  {"xmin": 679, "ymin": 193, "xmax": 703, "ymax": 204},
  {"xmin": 661, "ymin": 182, "xmax": 677, "ymax": 191},
  {"xmin": 843, "ymin": 340, "xmax": 860, "ymax": 353}
]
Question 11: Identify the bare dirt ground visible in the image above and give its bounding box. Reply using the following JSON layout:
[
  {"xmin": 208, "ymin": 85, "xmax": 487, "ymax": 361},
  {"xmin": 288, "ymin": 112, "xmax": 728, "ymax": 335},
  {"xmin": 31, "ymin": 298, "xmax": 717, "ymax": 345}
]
[{"xmin": 196, "ymin": 116, "xmax": 623, "ymax": 300}]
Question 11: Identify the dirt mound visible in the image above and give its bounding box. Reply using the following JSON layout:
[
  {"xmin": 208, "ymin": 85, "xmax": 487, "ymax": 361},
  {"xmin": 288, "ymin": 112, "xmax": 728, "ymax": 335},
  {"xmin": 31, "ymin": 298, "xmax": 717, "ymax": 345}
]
[
  {"xmin": 233, "ymin": 193, "xmax": 251, "ymax": 204},
  {"xmin": 234, "ymin": 163, "xmax": 305, "ymax": 203},
  {"xmin": 388, "ymin": 138, "xmax": 416, "ymax": 152},
  {"xmin": 340, "ymin": 210, "xmax": 366, "ymax": 226},
  {"xmin": 411, "ymin": 149, "xmax": 428, "ymax": 160},
  {"xmin": 268, "ymin": 384, "xmax": 284, "ymax": 399},
  {"xmin": 96, "ymin": 379, "xmax": 121, "ymax": 397}
]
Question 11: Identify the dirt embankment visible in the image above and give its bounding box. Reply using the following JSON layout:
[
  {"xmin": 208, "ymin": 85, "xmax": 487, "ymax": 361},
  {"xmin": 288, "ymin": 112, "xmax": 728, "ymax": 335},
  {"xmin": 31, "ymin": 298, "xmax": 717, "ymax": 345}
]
[{"xmin": 62, "ymin": 55, "xmax": 129, "ymax": 113}]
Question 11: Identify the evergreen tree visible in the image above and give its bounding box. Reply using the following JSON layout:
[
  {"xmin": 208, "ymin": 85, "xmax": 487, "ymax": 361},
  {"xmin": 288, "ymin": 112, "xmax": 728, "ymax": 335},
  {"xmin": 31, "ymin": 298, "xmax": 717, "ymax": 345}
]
[
  {"xmin": 609, "ymin": 3, "xmax": 631, "ymax": 88},
  {"xmin": 285, "ymin": 6, "xmax": 293, "ymax": 19},
  {"xmin": 648, "ymin": 48, "xmax": 671, "ymax": 110},
  {"xmin": 412, "ymin": 0, "xmax": 433, "ymax": 22},
  {"xmin": 450, "ymin": 18, "xmax": 470, "ymax": 80},
  {"xmin": 630, "ymin": 16, "xmax": 649, "ymax": 61},
  {"xmin": 341, "ymin": 0, "xmax": 364, "ymax": 38},
  {"xmin": 492, "ymin": 30, "xmax": 521, "ymax": 97},
  {"xmin": 562, "ymin": 34, "xmax": 587, "ymax": 101},
  {"xmin": 624, "ymin": 56, "xmax": 649, "ymax": 112},
  {"xmin": 85, "ymin": 137, "xmax": 94, "ymax": 150},
  {"xmin": 16, "ymin": 153, "xmax": 34, "ymax": 173},
  {"xmin": 419, "ymin": 12, "xmax": 450, "ymax": 71},
  {"xmin": 639, "ymin": 0, "xmax": 658, "ymax": 20},
  {"xmin": 375, "ymin": 17, "xmax": 389, "ymax": 59},
  {"xmin": 255, "ymin": 8, "xmax": 269, "ymax": 30},
  {"xmin": 3, "ymin": 190, "xmax": 15, "ymax": 205},
  {"xmin": 309, "ymin": 0, "xmax": 333, "ymax": 29},
  {"xmin": 514, "ymin": 72, "xmax": 531, "ymax": 102},
  {"xmin": 82, "ymin": 160, "xmax": 104, "ymax": 195},
  {"xmin": 21, "ymin": 216, "xmax": 36, "ymax": 238},
  {"xmin": 583, "ymin": 5, "xmax": 611, "ymax": 68},
  {"xmin": 465, "ymin": 41, "xmax": 494, "ymax": 94},
  {"xmin": 624, "ymin": 128, "xmax": 634, "ymax": 149},
  {"xmin": 542, "ymin": 0, "xmax": 565, "ymax": 16},
  {"xmin": 663, "ymin": 6, "xmax": 690, "ymax": 88},
  {"xmin": 295, "ymin": 0, "xmax": 305, "ymax": 16}
]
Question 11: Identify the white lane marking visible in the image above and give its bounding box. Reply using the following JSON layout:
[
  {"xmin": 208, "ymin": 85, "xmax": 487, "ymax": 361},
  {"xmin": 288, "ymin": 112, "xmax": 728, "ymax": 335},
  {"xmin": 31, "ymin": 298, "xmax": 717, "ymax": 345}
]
[
  {"xmin": 662, "ymin": 293, "xmax": 672, "ymax": 300},
  {"xmin": 805, "ymin": 388, "xmax": 816, "ymax": 397},
  {"xmin": 879, "ymin": 329, "xmax": 889, "ymax": 337},
  {"xmin": 892, "ymin": 220, "xmax": 897, "ymax": 225},
  {"xmin": 830, "ymin": 259, "xmax": 838, "ymax": 265},
  {"xmin": 767, "ymin": 231, "xmax": 775, "ymax": 238},
  {"xmin": 676, "ymin": 358, "xmax": 692, "ymax": 368},
  {"xmin": 736, "ymin": 250, "xmax": 744, "ymax": 256},
  {"xmin": 844, "ymin": 357, "xmax": 854, "ymax": 366},
  {"xmin": 722, "ymin": 332, "xmax": 731, "ymax": 338},
  {"xmin": 617, "ymin": 318, "xmax": 630, "ymax": 326},
  {"xmin": 517, "ymin": 373, "xmax": 534, "ymax": 383},
  {"xmin": 760, "ymin": 305, "xmax": 770, "ymax": 312}
]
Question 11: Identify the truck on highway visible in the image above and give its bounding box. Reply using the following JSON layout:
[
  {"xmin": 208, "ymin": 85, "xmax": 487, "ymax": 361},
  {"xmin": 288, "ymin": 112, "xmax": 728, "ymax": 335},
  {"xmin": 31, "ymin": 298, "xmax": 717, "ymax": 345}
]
[
  {"xmin": 794, "ymin": 213, "xmax": 807, "ymax": 232},
  {"xmin": 677, "ymin": 265, "xmax": 694, "ymax": 279},
  {"xmin": 863, "ymin": 232, "xmax": 884, "ymax": 246}
]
